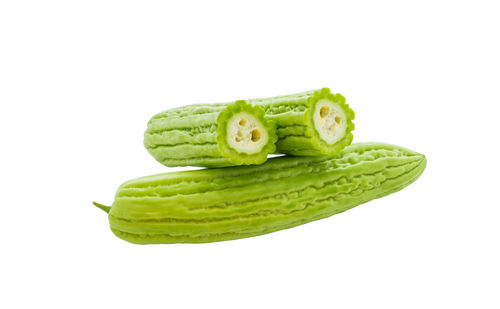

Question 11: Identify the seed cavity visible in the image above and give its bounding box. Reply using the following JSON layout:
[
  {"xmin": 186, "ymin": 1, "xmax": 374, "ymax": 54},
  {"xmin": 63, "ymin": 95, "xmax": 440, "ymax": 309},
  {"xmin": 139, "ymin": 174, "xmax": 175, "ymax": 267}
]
[
  {"xmin": 315, "ymin": 100, "xmax": 347, "ymax": 145},
  {"xmin": 251, "ymin": 129, "xmax": 261, "ymax": 142},
  {"xmin": 227, "ymin": 112, "xmax": 267, "ymax": 154},
  {"xmin": 320, "ymin": 106, "xmax": 330, "ymax": 118}
]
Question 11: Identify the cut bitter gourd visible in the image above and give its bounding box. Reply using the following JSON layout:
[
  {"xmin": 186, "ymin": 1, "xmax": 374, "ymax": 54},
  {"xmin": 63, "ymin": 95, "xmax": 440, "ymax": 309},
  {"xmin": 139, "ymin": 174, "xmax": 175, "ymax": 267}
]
[
  {"xmin": 144, "ymin": 100, "xmax": 277, "ymax": 167},
  {"xmin": 145, "ymin": 88, "xmax": 354, "ymax": 167},
  {"xmin": 93, "ymin": 142, "xmax": 426, "ymax": 244},
  {"xmin": 249, "ymin": 87, "xmax": 355, "ymax": 156}
]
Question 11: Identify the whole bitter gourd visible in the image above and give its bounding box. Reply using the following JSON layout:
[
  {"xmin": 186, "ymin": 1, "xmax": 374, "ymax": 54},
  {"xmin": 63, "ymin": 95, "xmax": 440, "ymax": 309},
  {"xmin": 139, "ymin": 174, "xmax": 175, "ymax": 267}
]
[
  {"xmin": 144, "ymin": 100, "xmax": 277, "ymax": 167},
  {"xmin": 144, "ymin": 88, "xmax": 354, "ymax": 167},
  {"xmin": 93, "ymin": 142, "xmax": 426, "ymax": 244}
]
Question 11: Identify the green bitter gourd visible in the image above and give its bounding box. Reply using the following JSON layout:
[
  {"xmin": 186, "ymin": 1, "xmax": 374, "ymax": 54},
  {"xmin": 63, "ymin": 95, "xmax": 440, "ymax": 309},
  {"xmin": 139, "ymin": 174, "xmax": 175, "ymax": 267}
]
[
  {"xmin": 144, "ymin": 100, "xmax": 277, "ymax": 167},
  {"xmin": 144, "ymin": 88, "xmax": 354, "ymax": 167},
  {"xmin": 248, "ymin": 87, "xmax": 355, "ymax": 156},
  {"xmin": 94, "ymin": 142, "xmax": 426, "ymax": 244}
]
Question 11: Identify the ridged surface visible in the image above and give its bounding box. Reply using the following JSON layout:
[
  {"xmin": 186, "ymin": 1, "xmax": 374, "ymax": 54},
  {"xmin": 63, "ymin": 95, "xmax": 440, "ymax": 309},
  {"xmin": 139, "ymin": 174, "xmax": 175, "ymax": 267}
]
[
  {"xmin": 144, "ymin": 101, "xmax": 276, "ymax": 167},
  {"xmin": 104, "ymin": 143, "xmax": 426, "ymax": 244},
  {"xmin": 249, "ymin": 88, "xmax": 355, "ymax": 156},
  {"xmin": 145, "ymin": 88, "xmax": 354, "ymax": 168}
]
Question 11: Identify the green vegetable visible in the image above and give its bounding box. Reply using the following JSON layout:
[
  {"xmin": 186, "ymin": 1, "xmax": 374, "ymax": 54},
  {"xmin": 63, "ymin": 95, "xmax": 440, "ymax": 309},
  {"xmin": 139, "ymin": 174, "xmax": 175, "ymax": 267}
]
[
  {"xmin": 94, "ymin": 142, "xmax": 426, "ymax": 244},
  {"xmin": 145, "ymin": 88, "xmax": 354, "ymax": 168},
  {"xmin": 249, "ymin": 88, "xmax": 355, "ymax": 156},
  {"xmin": 144, "ymin": 100, "xmax": 277, "ymax": 167}
]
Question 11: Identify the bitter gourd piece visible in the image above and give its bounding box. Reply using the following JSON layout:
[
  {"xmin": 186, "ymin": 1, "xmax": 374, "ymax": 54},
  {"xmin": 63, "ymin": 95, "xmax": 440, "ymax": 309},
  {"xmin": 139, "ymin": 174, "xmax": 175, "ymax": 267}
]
[
  {"xmin": 144, "ymin": 100, "xmax": 277, "ymax": 167},
  {"xmin": 248, "ymin": 87, "xmax": 355, "ymax": 156},
  {"xmin": 145, "ymin": 88, "xmax": 353, "ymax": 167},
  {"xmin": 94, "ymin": 142, "xmax": 426, "ymax": 244}
]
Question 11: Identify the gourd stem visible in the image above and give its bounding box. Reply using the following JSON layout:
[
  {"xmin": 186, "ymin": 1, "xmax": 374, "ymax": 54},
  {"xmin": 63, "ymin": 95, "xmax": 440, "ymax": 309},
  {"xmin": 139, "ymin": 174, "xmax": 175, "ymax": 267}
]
[{"xmin": 93, "ymin": 201, "xmax": 111, "ymax": 213}]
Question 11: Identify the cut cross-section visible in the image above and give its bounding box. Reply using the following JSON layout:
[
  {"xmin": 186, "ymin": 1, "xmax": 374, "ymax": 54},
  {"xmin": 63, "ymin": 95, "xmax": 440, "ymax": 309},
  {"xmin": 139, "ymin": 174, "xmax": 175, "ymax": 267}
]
[
  {"xmin": 226, "ymin": 112, "xmax": 268, "ymax": 154},
  {"xmin": 216, "ymin": 100, "xmax": 277, "ymax": 166},
  {"xmin": 313, "ymin": 99, "xmax": 348, "ymax": 145}
]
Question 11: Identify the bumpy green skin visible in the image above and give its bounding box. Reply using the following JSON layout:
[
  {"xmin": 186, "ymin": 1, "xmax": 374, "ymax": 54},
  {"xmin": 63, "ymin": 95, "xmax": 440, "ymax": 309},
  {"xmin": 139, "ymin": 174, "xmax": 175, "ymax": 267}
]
[
  {"xmin": 249, "ymin": 88, "xmax": 355, "ymax": 156},
  {"xmin": 96, "ymin": 143, "xmax": 426, "ymax": 244},
  {"xmin": 145, "ymin": 88, "xmax": 353, "ymax": 167},
  {"xmin": 144, "ymin": 100, "xmax": 277, "ymax": 167}
]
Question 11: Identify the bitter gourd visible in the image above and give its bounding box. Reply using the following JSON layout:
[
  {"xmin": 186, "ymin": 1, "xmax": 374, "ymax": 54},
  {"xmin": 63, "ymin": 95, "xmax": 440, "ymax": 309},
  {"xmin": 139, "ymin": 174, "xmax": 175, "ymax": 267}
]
[
  {"xmin": 144, "ymin": 100, "xmax": 277, "ymax": 167},
  {"xmin": 144, "ymin": 88, "xmax": 354, "ymax": 167},
  {"xmin": 248, "ymin": 87, "xmax": 355, "ymax": 156},
  {"xmin": 94, "ymin": 142, "xmax": 426, "ymax": 244}
]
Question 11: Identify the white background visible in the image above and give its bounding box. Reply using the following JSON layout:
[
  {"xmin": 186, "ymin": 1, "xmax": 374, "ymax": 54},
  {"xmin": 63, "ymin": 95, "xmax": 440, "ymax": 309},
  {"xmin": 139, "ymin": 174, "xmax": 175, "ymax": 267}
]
[{"xmin": 1, "ymin": 1, "xmax": 499, "ymax": 308}]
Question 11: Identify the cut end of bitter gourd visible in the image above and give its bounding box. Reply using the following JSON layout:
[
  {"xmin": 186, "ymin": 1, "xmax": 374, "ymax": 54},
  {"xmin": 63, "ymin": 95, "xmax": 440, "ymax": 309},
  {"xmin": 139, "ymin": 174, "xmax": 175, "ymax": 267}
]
[
  {"xmin": 314, "ymin": 99, "xmax": 348, "ymax": 144},
  {"xmin": 307, "ymin": 88, "xmax": 355, "ymax": 155},
  {"xmin": 217, "ymin": 100, "xmax": 277, "ymax": 165}
]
